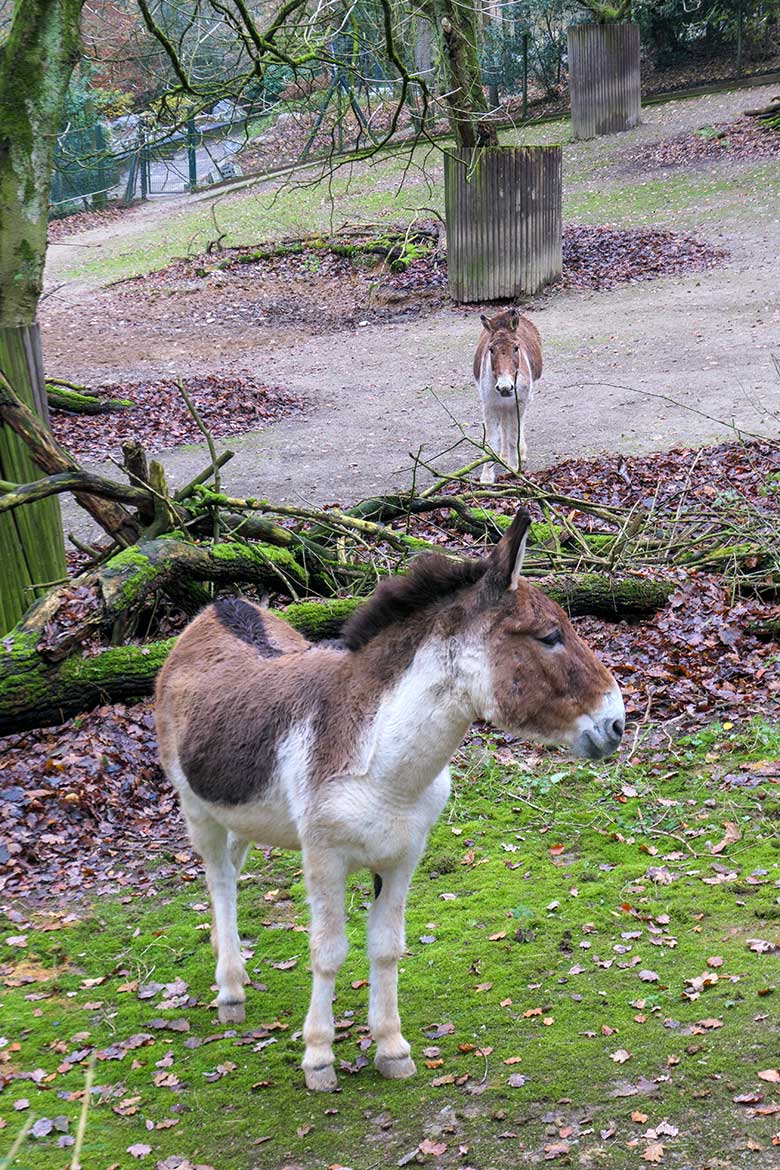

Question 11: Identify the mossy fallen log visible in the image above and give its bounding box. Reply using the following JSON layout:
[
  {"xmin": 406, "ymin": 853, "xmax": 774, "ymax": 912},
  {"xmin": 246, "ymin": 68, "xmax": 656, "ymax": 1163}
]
[
  {"xmin": 46, "ymin": 384, "xmax": 132, "ymax": 414},
  {"xmin": 748, "ymin": 618, "xmax": 780, "ymax": 641},
  {"xmin": 451, "ymin": 507, "xmax": 614, "ymax": 549},
  {"xmin": 0, "ymin": 574, "xmax": 673, "ymax": 733}
]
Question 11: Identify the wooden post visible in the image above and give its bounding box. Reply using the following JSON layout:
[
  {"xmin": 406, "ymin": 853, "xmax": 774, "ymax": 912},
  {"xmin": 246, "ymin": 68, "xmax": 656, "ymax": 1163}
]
[
  {"xmin": 444, "ymin": 145, "xmax": 562, "ymax": 303},
  {"xmin": 567, "ymin": 22, "xmax": 641, "ymax": 141},
  {"xmin": 0, "ymin": 325, "xmax": 67, "ymax": 633}
]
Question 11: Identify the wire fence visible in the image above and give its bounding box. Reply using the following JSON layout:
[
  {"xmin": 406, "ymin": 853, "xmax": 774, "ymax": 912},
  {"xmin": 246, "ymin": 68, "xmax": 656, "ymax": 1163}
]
[
  {"xmin": 50, "ymin": 121, "xmax": 121, "ymax": 211},
  {"xmin": 49, "ymin": 8, "xmax": 780, "ymax": 220}
]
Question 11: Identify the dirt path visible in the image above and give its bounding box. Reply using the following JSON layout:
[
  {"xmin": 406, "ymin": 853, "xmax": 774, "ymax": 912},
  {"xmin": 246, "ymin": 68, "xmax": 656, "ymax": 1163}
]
[{"xmin": 39, "ymin": 84, "xmax": 780, "ymax": 539}]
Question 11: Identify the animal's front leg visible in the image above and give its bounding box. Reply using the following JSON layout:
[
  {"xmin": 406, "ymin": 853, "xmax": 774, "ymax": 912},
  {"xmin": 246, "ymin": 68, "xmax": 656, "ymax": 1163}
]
[
  {"xmin": 301, "ymin": 847, "xmax": 348, "ymax": 1091},
  {"xmin": 368, "ymin": 858, "xmax": 418, "ymax": 1080},
  {"xmin": 499, "ymin": 407, "xmax": 520, "ymax": 473},
  {"xmin": 480, "ymin": 409, "xmax": 501, "ymax": 484}
]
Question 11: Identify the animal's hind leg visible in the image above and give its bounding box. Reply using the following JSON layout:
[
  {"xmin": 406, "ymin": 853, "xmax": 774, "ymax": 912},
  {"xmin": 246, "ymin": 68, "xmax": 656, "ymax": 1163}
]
[
  {"xmin": 208, "ymin": 833, "xmax": 250, "ymax": 962},
  {"xmin": 229, "ymin": 833, "xmax": 251, "ymax": 875},
  {"xmin": 368, "ymin": 855, "xmax": 419, "ymax": 1080},
  {"xmin": 301, "ymin": 847, "xmax": 348, "ymax": 1091},
  {"xmin": 186, "ymin": 810, "xmax": 247, "ymax": 1024}
]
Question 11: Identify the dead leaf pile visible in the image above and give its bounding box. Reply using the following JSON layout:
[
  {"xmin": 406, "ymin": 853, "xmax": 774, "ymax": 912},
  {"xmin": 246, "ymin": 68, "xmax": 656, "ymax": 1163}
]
[{"xmin": 50, "ymin": 374, "xmax": 304, "ymax": 460}]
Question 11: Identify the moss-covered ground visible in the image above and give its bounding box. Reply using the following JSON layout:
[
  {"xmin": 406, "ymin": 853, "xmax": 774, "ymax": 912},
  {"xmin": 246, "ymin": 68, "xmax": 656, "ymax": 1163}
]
[{"xmin": 3, "ymin": 720, "xmax": 780, "ymax": 1168}]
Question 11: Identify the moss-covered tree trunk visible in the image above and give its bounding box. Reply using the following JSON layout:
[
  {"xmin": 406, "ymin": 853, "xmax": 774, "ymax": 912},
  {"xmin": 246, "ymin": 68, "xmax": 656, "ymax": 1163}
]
[
  {"xmin": 0, "ymin": 326, "xmax": 68, "ymax": 631},
  {"xmin": 422, "ymin": 0, "xmax": 497, "ymax": 149},
  {"xmin": 0, "ymin": 0, "xmax": 84, "ymax": 633}
]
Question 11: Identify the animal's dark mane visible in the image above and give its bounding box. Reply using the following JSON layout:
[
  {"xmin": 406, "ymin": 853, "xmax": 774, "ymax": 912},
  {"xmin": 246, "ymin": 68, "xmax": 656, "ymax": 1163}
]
[
  {"xmin": 213, "ymin": 597, "xmax": 283, "ymax": 657},
  {"xmin": 342, "ymin": 553, "xmax": 487, "ymax": 652}
]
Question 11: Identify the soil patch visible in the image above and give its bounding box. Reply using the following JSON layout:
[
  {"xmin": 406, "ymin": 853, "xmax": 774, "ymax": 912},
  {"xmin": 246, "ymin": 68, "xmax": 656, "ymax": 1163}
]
[
  {"xmin": 623, "ymin": 116, "xmax": 780, "ymax": 172},
  {"xmin": 114, "ymin": 224, "xmax": 726, "ymax": 336},
  {"xmin": 50, "ymin": 373, "xmax": 304, "ymax": 460}
]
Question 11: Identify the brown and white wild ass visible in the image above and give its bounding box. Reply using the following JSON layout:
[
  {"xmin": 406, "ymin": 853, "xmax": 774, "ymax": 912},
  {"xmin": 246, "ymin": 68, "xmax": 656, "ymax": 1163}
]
[
  {"xmin": 474, "ymin": 308, "xmax": 543, "ymax": 484},
  {"xmin": 155, "ymin": 510, "xmax": 624, "ymax": 1092}
]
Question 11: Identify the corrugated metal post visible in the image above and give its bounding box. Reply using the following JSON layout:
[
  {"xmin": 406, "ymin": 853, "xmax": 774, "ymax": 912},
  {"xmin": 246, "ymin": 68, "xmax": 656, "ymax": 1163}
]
[
  {"xmin": 0, "ymin": 324, "xmax": 67, "ymax": 634},
  {"xmin": 444, "ymin": 145, "xmax": 562, "ymax": 303},
  {"xmin": 567, "ymin": 22, "xmax": 641, "ymax": 141}
]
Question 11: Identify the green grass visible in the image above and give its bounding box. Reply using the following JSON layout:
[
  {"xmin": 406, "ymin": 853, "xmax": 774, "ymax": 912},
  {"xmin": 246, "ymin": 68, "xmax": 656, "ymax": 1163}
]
[
  {"xmin": 564, "ymin": 161, "xmax": 780, "ymax": 229},
  {"xmin": 3, "ymin": 719, "xmax": 780, "ymax": 1168},
  {"xmin": 54, "ymin": 78, "xmax": 780, "ymax": 292}
]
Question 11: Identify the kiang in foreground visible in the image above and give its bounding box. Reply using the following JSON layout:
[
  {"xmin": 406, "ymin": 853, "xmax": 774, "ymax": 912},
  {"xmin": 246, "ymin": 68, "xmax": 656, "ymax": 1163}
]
[{"xmin": 155, "ymin": 510, "xmax": 625, "ymax": 1091}]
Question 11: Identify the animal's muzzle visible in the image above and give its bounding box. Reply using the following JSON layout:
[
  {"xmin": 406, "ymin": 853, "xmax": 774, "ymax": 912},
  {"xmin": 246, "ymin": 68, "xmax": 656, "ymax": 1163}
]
[
  {"xmin": 572, "ymin": 690, "xmax": 626, "ymax": 760},
  {"xmin": 580, "ymin": 717, "xmax": 625, "ymax": 760},
  {"xmin": 496, "ymin": 386, "xmax": 513, "ymax": 398}
]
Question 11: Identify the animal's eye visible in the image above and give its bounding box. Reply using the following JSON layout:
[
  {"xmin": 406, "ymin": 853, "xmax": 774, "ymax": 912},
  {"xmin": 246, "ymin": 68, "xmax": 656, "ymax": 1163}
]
[
  {"xmin": 537, "ymin": 630, "xmax": 563, "ymax": 647},
  {"xmin": 513, "ymin": 346, "xmax": 519, "ymax": 353}
]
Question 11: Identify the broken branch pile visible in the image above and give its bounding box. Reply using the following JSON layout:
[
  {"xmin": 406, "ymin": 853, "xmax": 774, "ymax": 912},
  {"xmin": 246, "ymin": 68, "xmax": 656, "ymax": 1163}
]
[{"xmin": 1, "ymin": 366, "xmax": 777, "ymax": 732}]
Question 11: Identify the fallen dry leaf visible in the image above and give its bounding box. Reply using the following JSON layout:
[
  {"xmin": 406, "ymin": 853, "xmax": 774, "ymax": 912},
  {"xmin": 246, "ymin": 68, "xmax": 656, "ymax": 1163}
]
[
  {"xmin": 711, "ymin": 821, "xmax": 740, "ymax": 854},
  {"xmin": 418, "ymin": 1139, "xmax": 447, "ymax": 1156}
]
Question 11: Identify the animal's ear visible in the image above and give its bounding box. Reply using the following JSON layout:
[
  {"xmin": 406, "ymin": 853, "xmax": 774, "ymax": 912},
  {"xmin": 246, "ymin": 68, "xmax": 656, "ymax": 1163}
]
[
  {"xmin": 485, "ymin": 508, "xmax": 531, "ymax": 593},
  {"xmin": 508, "ymin": 308, "xmax": 520, "ymax": 330},
  {"xmin": 480, "ymin": 313, "xmax": 493, "ymax": 332}
]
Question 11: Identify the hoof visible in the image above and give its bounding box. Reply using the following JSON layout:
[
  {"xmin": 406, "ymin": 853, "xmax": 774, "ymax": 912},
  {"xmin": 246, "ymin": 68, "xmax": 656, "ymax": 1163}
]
[
  {"xmin": 218, "ymin": 1000, "xmax": 245, "ymax": 1024},
  {"xmin": 375, "ymin": 1054, "xmax": 417, "ymax": 1080},
  {"xmin": 304, "ymin": 1064, "xmax": 338, "ymax": 1092}
]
